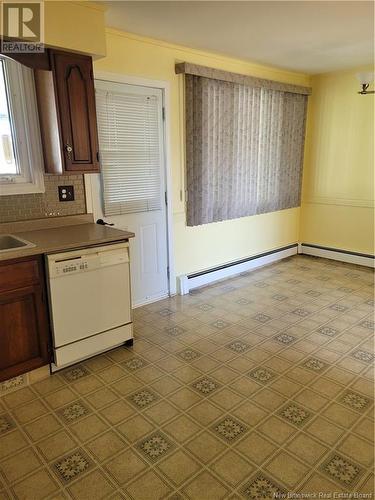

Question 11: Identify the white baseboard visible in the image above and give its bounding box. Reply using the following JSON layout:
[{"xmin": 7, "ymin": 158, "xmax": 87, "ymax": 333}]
[
  {"xmin": 300, "ymin": 244, "xmax": 374, "ymax": 268},
  {"xmin": 177, "ymin": 244, "xmax": 298, "ymax": 295},
  {"xmin": 132, "ymin": 292, "xmax": 170, "ymax": 309}
]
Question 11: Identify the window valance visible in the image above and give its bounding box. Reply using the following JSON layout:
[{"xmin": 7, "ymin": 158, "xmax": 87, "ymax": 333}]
[{"xmin": 175, "ymin": 62, "xmax": 312, "ymax": 96}]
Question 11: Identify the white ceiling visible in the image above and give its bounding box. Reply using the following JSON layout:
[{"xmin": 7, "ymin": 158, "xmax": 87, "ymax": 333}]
[{"xmin": 103, "ymin": 1, "xmax": 374, "ymax": 74}]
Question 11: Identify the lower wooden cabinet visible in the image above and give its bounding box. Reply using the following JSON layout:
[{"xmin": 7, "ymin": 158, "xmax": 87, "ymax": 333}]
[{"xmin": 0, "ymin": 256, "xmax": 51, "ymax": 382}]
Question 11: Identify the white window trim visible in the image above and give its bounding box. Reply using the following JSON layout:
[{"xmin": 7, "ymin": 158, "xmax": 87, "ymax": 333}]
[{"xmin": 0, "ymin": 57, "xmax": 44, "ymax": 196}]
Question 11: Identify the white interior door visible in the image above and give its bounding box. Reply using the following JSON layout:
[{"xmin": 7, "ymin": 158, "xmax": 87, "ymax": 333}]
[{"xmin": 91, "ymin": 80, "xmax": 169, "ymax": 307}]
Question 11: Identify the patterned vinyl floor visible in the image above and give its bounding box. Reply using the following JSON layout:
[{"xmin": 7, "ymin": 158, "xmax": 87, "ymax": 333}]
[{"xmin": 0, "ymin": 255, "xmax": 374, "ymax": 499}]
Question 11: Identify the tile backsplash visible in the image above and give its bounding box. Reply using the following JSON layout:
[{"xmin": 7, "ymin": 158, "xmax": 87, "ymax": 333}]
[{"xmin": 0, "ymin": 174, "xmax": 86, "ymax": 223}]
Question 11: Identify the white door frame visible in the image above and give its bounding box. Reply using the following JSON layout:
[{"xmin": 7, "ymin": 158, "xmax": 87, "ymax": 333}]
[{"xmin": 84, "ymin": 70, "xmax": 176, "ymax": 296}]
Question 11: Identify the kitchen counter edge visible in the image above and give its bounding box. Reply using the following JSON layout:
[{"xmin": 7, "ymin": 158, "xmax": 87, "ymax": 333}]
[{"xmin": 0, "ymin": 223, "xmax": 135, "ymax": 262}]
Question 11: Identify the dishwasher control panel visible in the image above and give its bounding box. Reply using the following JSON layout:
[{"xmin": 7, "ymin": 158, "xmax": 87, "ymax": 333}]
[
  {"xmin": 51, "ymin": 258, "xmax": 93, "ymax": 277},
  {"xmin": 47, "ymin": 243, "xmax": 130, "ymax": 279},
  {"xmin": 56, "ymin": 260, "xmax": 89, "ymax": 275}
]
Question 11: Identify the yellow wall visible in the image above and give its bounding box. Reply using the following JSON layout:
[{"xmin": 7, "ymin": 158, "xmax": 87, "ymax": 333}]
[
  {"xmin": 44, "ymin": 2, "xmax": 106, "ymax": 57},
  {"xmin": 300, "ymin": 67, "xmax": 374, "ymax": 254},
  {"xmin": 95, "ymin": 29, "xmax": 310, "ymax": 276}
]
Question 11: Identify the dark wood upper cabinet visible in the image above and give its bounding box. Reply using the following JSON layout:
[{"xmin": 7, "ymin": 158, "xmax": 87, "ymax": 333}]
[
  {"xmin": 34, "ymin": 50, "xmax": 100, "ymax": 174},
  {"xmin": 0, "ymin": 44, "xmax": 100, "ymax": 173},
  {"xmin": 52, "ymin": 51, "xmax": 100, "ymax": 173}
]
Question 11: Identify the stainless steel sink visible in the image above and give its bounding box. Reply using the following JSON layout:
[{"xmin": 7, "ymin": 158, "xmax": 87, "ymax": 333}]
[{"xmin": 0, "ymin": 234, "xmax": 35, "ymax": 253}]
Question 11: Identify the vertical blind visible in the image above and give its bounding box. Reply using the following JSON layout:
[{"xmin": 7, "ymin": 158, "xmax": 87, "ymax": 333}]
[
  {"xmin": 185, "ymin": 75, "xmax": 308, "ymax": 226},
  {"xmin": 96, "ymin": 87, "xmax": 162, "ymax": 216}
]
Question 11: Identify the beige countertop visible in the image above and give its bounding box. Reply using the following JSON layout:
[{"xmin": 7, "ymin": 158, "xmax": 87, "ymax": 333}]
[{"xmin": 0, "ymin": 222, "xmax": 135, "ymax": 261}]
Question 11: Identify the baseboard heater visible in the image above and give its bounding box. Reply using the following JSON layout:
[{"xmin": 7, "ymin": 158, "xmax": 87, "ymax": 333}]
[
  {"xmin": 178, "ymin": 244, "xmax": 298, "ymax": 294},
  {"xmin": 299, "ymin": 243, "xmax": 375, "ymax": 268}
]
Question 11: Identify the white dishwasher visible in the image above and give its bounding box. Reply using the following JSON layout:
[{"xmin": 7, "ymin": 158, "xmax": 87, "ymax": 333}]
[{"xmin": 46, "ymin": 242, "xmax": 133, "ymax": 370}]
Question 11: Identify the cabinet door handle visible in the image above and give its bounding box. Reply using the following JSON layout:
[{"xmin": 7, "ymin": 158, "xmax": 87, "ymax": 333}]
[{"xmin": 65, "ymin": 144, "xmax": 73, "ymax": 160}]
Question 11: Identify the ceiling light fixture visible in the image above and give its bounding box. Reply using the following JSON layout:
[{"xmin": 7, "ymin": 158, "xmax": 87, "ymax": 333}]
[{"xmin": 356, "ymin": 72, "xmax": 375, "ymax": 95}]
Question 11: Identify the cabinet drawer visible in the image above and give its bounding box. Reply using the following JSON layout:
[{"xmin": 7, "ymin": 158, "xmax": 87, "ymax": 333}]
[{"xmin": 0, "ymin": 257, "xmax": 40, "ymax": 293}]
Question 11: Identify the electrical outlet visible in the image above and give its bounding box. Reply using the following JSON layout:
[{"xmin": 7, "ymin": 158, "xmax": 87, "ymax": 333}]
[{"xmin": 58, "ymin": 185, "xmax": 75, "ymax": 202}]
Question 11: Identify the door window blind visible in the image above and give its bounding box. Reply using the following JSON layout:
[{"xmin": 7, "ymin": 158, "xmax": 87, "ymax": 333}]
[
  {"xmin": 96, "ymin": 87, "xmax": 162, "ymax": 216},
  {"xmin": 185, "ymin": 75, "xmax": 308, "ymax": 226}
]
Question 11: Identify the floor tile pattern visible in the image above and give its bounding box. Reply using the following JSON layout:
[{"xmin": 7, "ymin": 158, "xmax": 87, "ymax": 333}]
[{"xmin": 0, "ymin": 255, "xmax": 373, "ymax": 499}]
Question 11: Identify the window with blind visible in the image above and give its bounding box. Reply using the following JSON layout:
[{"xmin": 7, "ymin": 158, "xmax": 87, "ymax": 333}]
[
  {"xmin": 95, "ymin": 82, "xmax": 163, "ymax": 216},
  {"xmin": 179, "ymin": 64, "xmax": 310, "ymax": 226}
]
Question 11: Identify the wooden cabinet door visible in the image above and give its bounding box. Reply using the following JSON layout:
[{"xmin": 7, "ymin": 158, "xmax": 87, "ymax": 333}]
[
  {"xmin": 0, "ymin": 285, "xmax": 50, "ymax": 382},
  {"xmin": 0, "ymin": 256, "xmax": 51, "ymax": 382},
  {"xmin": 52, "ymin": 51, "xmax": 100, "ymax": 173}
]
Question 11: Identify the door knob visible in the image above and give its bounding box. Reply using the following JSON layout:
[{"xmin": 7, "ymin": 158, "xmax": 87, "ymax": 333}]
[{"xmin": 96, "ymin": 219, "xmax": 114, "ymax": 226}]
